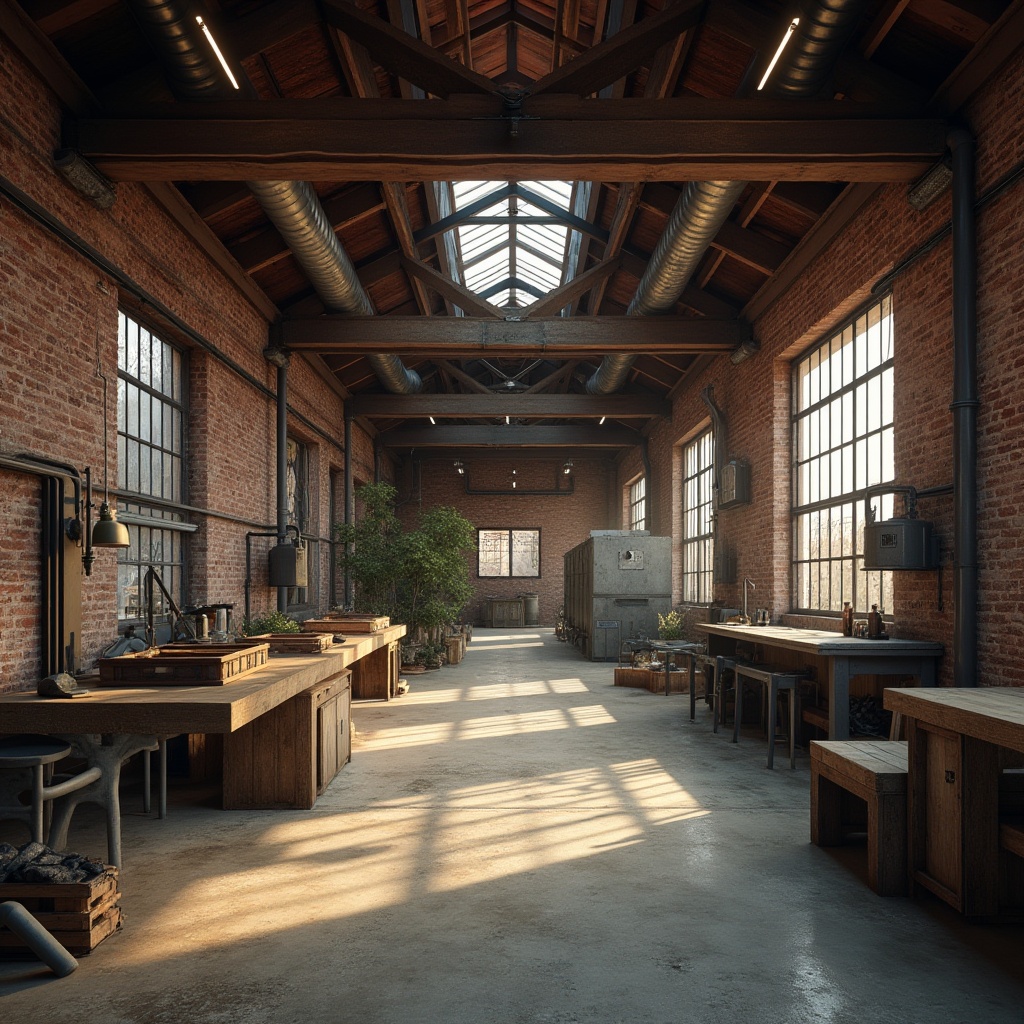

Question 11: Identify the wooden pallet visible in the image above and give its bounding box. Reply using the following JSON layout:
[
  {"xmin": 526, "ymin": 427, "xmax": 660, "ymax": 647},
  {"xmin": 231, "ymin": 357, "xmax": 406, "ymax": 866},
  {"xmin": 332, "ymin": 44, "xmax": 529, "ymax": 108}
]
[
  {"xmin": 99, "ymin": 643, "xmax": 270, "ymax": 685},
  {"xmin": 236, "ymin": 633, "xmax": 336, "ymax": 653},
  {"xmin": 0, "ymin": 868, "xmax": 122, "ymax": 956},
  {"xmin": 302, "ymin": 615, "xmax": 389, "ymax": 633}
]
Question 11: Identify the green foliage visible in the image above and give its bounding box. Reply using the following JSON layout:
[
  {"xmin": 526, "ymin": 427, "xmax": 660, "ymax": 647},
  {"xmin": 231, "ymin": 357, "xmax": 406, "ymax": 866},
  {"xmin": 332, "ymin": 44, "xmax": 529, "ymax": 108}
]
[
  {"xmin": 336, "ymin": 484, "xmax": 475, "ymax": 638},
  {"xmin": 657, "ymin": 610, "xmax": 685, "ymax": 641},
  {"xmin": 242, "ymin": 610, "xmax": 301, "ymax": 636}
]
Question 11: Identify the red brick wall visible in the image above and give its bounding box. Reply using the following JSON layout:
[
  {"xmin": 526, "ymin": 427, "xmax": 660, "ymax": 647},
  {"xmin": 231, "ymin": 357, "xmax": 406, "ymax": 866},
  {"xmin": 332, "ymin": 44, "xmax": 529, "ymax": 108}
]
[
  {"xmin": 0, "ymin": 42, "xmax": 386, "ymax": 691},
  {"xmin": 397, "ymin": 456, "xmax": 614, "ymax": 625},
  {"xmin": 618, "ymin": 48, "xmax": 1024, "ymax": 688}
]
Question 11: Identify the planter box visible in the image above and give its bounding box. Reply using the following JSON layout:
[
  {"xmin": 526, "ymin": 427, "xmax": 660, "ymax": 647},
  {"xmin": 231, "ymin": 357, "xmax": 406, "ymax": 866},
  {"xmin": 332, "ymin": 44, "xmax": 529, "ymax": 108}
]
[
  {"xmin": 0, "ymin": 868, "xmax": 122, "ymax": 956},
  {"xmin": 237, "ymin": 633, "xmax": 335, "ymax": 654},
  {"xmin": 303, "ymin": 615, "xmax": 390, "ymax": 634},
  {"xmin": 613, "ymin": 668, "xmax": 690, "ymax": 694},
  {"xmin": 99, "ymin": 643, "xmax": 270, "ymax": 685}
]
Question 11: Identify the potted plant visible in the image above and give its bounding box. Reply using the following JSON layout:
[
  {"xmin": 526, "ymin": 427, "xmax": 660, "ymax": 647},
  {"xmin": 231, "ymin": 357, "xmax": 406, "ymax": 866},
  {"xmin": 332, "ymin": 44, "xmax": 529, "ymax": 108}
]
[{"xmin": 657, "ymin": 610, "xmax": 685, "ymax": 641}]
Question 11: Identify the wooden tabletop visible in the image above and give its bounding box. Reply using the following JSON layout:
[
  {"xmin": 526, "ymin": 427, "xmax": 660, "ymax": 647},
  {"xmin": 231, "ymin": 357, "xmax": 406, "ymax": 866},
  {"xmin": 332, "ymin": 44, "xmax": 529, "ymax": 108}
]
[
  {"xmin": 695, "ymin": 623, "xmax": 943, "ymax": 657},
  {"xmin": 884, "ymin": 686, "xmax": 1024, "ymax": 753},
  {"xmin": 0, "ymin": 625, "xmax": 405, "ymax": 736}
]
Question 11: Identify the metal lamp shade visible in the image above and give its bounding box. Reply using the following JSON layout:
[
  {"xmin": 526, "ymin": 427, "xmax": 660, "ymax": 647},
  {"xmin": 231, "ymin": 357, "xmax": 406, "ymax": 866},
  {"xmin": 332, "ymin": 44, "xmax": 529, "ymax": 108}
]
[{"xmin": 92, "ymin": 502, "xmax": 131, "ymax": 547}]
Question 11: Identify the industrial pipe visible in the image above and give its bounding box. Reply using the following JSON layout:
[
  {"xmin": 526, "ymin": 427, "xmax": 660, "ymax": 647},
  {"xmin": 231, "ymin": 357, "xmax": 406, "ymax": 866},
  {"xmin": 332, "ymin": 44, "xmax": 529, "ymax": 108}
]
[
  {"xmin": 344, "ymin": 412, "xmax": 354, "ymax": 608},
  {"xmin": 948, "ymin": 129, "xmax": 978, "ymax": 688},
  {"xmin": 0, "ymin": 901, "xmax": 78, "ymax": 977},
  {"xmin": 276, "ymin": 354, "xmax": 289, "ymax": 614}
]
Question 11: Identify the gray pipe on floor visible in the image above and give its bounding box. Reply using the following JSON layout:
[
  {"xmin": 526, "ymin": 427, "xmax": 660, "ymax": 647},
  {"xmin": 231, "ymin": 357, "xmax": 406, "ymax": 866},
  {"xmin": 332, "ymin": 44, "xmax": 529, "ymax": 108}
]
[{"xmin": 0, "ymin": 901, "xmax": 78, "ymax": 977}]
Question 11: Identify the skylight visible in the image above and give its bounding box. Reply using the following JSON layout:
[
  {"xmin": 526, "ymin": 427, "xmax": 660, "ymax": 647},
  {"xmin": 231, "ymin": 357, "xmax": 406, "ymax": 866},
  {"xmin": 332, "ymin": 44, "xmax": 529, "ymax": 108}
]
[{"xmin": 450, "ymin": 181, "xmax": 575, "ymax": 310}]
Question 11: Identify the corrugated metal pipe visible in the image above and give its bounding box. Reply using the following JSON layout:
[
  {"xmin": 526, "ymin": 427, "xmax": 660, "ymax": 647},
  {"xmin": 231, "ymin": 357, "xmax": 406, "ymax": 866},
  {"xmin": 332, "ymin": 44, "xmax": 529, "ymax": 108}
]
[
  {"xmin": 586, "ymin": 0, "xmax": 868, "ymax": 394},
  {"xmin": 125, "ymin": 0, "xmax": 421, "ymax": 394}
]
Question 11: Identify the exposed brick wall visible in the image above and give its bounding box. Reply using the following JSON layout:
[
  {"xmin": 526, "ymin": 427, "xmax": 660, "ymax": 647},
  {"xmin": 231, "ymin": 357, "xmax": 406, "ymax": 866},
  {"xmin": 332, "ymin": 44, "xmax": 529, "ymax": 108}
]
[
  {"xmin": 396, "ymin": 456, "xmax": 614, "ymax": 626},
  {"xmin": 0, "ymin": 42, "xmax": 386, "ymax": 691}
]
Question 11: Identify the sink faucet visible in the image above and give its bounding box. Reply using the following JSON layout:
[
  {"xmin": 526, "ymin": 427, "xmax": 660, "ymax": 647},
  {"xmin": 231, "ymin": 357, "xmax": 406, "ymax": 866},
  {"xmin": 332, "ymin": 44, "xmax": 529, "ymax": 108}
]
[{"xmin": 743, "ymin": 578, "xmax": 755, "ymax": 623}]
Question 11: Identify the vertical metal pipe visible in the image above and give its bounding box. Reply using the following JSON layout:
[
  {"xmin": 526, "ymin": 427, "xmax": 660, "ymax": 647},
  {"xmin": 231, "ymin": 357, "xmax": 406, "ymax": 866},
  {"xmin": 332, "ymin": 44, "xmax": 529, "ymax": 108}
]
[
  {"xmin": 276, "ymin": 359, "xmax": 289, "ymax": 614},
  {"xmin": 948, "ymin": 129, "xmax": 978, "ymax": 687},
  {"xmin": 344, "ymin": 411, "xmax": 354, "ymax": 608}
]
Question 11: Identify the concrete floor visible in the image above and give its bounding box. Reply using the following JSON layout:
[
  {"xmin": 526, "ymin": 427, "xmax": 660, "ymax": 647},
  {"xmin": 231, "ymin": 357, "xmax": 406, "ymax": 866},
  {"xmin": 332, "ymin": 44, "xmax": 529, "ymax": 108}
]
[{"xmin": 3, "ymin": 628, "xmax": 1024, "ymax": 1022}]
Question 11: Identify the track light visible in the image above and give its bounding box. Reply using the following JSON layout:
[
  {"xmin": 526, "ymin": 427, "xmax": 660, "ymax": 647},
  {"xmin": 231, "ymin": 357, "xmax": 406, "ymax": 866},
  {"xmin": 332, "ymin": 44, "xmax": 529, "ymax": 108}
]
[
  {"xmin": 599, "ymin": 416, "xmax": 606, "ymax": 425},
  {"xmin": 429, "ymin": 416, "xmax": 436, "ymax": 424},
  {"xmin": 454, "ymin": 460, "xmax": 465, "ymax": 475},
  {"xmin": 195, "ymin": 15, "xmax": 240, "ymax": 90},
  {"xmin": 563, "ymin": 460, "xmax": 573, "ymax": 475},
  {"xmin": 757, "ymin": 17, "xmax": 800, "ymax": 91}
]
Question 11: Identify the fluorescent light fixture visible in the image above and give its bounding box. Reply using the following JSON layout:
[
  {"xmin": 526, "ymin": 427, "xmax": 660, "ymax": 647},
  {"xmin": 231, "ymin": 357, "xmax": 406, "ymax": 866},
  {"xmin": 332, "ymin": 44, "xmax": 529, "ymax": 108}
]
[
  {"xmin": 907, "ymin": 159, "xmax": 953, "ymax": 211},
  {"xmin": 757, "ymin": 18, "xmax": 799, "ymax": 91},
  {"xmin": 506, "ymin": 415, "xmax": 510, "ymax": 425},
  {"xmin": 196, "ymin": 15, "xmax": 240, "ymax": 90},
  {"xmin": 563, "ymin": 460, "xmax": 573, "ymax": 475},
  {"xmin": 599, "ymin": 416, "xmax": 606, "ymax": 425},
  {"xmin": 454, "ymin": 460, "xmax": 464, "ymax": 475},
  {"xmin": 429, "ymin": 416, "xmax": 436, "ymax": 425}
]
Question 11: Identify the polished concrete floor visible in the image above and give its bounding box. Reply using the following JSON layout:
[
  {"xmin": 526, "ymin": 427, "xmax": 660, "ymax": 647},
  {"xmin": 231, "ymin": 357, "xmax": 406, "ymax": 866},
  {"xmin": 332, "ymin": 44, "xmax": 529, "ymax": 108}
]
[{"xmin": 3, "ymin": 628, "xmax": 1024, "ymax": 1022}]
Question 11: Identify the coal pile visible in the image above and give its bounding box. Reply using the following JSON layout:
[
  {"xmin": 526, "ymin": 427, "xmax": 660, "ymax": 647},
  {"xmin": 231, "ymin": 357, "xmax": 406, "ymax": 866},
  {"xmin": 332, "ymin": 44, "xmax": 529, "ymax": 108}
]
[
  {"xmin": 849, "ymin": 696, "xmax": 893, "ymax": 738},
  {"xmin": 0, "ymin": 841, "xmax": 106, "ymax": 884}
]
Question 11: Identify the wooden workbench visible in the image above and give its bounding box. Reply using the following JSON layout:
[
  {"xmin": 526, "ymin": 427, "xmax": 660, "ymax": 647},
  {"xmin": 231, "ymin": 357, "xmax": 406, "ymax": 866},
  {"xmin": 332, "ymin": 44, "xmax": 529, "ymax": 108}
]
[
  {"xmin": 884, "ymin": 686, "xmax": 1024, "ymax": 918},
  {"xmin": 0, "ymin": 625, "xmax": 406, "ymax": 810},
  {"xmin": 696, "ymin": 623, "xmax": 943, "ymax": 739}
]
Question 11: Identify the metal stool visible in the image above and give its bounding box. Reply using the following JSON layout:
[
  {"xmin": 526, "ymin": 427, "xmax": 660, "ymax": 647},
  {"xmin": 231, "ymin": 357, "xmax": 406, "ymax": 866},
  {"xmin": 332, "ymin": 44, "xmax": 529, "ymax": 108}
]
[
  {"xmin": 0, "ymin": 735, "xmax": 102, "ymax": 843},
  {"xmin": 732, "ymin": 665, "xmax": 807, "ymax": 769}
]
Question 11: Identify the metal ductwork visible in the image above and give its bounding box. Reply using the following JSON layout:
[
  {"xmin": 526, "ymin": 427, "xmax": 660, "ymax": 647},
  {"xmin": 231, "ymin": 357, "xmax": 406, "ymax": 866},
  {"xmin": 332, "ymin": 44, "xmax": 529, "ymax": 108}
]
[
  {"xmin": 586, "ymin": 0, "xmax": 867, "ymax": 394},
  {"xmin": 126, "ymin": 0, "xmax": 421, "ymax": 394}
]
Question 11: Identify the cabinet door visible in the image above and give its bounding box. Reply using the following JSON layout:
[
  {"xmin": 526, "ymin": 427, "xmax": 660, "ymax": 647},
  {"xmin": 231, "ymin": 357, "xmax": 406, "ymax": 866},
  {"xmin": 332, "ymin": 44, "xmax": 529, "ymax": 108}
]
[
  {"xmin": 915, "ymin": 722, "xmax": 963, "ymax": 905},
  {"xmin": 317, "ymin": 695, "xmax": 341, "ymax": 793}
]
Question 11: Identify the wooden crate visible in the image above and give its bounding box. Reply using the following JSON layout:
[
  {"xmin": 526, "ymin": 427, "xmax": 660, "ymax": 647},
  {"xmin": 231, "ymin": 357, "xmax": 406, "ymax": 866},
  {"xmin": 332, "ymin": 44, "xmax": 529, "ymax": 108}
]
[
  {"xmin": 0, "ymin": 868, "xmax": 122, "ymax": 956},
  {"xmin": 99, "ymin": 643, "xmax": 270, "ymax": 685},
  {"xmin": 302, "ymin": 615, "xmax": 390, "ymax": 634},
  {"xmin": 236, "ymin": 633, "xmax": 335, "ymax": 654},
  {"xmin": 613, "ymin": 668, "xmax": 690, "ymax": 693}
]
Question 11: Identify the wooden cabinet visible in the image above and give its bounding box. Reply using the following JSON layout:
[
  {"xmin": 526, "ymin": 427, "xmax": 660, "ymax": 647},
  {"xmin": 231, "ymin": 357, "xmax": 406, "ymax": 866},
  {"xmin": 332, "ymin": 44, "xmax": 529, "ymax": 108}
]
[
  {"xmin": 907, "ymin": 719, "xmax": 1001, "ymax": 916},
  {"xmin": 223, "ymin": 669, "xmax": 351, "ymax": 810},
  {"xmin": 351, "ymin": 639, "xmax": 400, "ymax": 700},
  {"xmin": 486, "ymin": 598, "xmax": 524, "ymax": 628}
]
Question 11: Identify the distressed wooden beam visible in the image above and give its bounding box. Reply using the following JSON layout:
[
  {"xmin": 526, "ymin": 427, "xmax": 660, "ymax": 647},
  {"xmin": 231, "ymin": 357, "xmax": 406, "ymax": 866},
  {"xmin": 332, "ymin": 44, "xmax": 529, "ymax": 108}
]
[
  {"xmin": 378, "ymin": 424, "xmax": 641, "ymax": 447},
  {"xmin": 349, "ymin": 393, "xmax": 667, "ymax": 417},
  {"xmin": 281, "ymin": 314, "xmax": 747, "ymax": 355},
  {"xmin": 75, "ymin": 97, "xmax": 946, "ymax": 182}
]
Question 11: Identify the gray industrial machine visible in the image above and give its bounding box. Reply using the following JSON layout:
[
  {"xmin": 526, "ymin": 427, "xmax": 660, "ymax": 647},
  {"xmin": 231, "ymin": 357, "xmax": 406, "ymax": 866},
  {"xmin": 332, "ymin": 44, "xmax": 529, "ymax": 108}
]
[{"xmin": 563, "ymin": 531, "xmax": 672, "ymax": 660}]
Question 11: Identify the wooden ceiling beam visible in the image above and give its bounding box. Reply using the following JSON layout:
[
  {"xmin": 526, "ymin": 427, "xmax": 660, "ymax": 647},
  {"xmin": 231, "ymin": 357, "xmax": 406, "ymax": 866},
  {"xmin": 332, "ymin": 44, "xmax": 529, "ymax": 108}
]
[
  {"xmin": 349, "ymin": 393, "xmax": 667, "ymax": 418},
  {"xmin": 530, "ymin": 0, "xmax": 703, "ymax": 96},
  {"xmin": 281, "ymin": 314, "xmax": 747, "ymax": 355},
  {"xmin": 77, "ymin": 100, "xmax": 946, "ymax": 182},
  {"xmin": 434, "ymin": 359, "xmax": 493, "ymax": 394},
  {"xmin": 379, "ymin": 424, "xmax": 641, "ymax": 447},
  {"xmin": 401, "ymin": 256, "xmax": 506, "ymax": 317},
  {"xmin": 321, "ymin": 0, "xmax": 498, "ymax": 96}
]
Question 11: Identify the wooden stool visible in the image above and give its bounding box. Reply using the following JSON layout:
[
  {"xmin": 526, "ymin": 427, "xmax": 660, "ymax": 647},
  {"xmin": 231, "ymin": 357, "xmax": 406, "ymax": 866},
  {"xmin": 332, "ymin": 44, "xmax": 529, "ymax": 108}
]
[
  {"xmin": 810, "ymin": 740, "xmax": 908, "ymax": 896},
  {"xmin": 733, "ymin": 665, "xmax": 805, "ymax": 769}
]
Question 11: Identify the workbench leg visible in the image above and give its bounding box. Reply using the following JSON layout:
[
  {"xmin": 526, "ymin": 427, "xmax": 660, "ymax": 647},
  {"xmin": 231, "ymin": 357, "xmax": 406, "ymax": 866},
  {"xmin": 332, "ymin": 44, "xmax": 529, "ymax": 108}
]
[
  {"xmin": 810, "ymin": 770, "xmax": 843, "ymax": 846},
  {"xmin": 829, "ymin": 661, "xmax": 851, "ymax": 740}
]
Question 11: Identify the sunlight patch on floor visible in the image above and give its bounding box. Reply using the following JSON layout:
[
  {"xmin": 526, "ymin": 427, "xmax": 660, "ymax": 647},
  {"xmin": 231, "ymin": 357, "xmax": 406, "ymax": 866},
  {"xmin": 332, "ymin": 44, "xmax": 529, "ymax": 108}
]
[
  {"xmin": 469, "ymin": 633, "xmax": 544, "ymax": 644},
  {"xmin": 361, "ymin": 704, "xmax": 616, "ymax": 749},
  {"xmin": 401, "ymin": 677, "xmax": 588, "ymax": 705}
]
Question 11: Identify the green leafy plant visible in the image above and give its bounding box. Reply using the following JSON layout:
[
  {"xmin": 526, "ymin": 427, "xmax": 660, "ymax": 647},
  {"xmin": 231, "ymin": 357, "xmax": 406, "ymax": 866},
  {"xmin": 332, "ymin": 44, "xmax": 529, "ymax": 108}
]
[
  {"xmin": 242, "ymin": 610, "xmax": 301, "ymax": 636},
  {"xmin": 657, "ymin": 610, "xmax": 685, "ymax": 641},
  {"xmin": 336, "ymin": 484, "xmax": 475, "ymax": 642}
]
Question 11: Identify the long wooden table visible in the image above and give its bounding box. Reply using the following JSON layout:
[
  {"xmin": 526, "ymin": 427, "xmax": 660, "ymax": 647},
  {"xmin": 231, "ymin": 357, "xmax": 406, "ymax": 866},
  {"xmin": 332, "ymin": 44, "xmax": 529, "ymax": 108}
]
[
  {"xmin": 884, "ymin": 686, "xmax": 1024, "ymax": 918},
  {"xmin": 696, "ymin": 623, "xmax": 943, "ymax": 739},
  {"xmin": 0, "ymin": 625, "xmax": 406, "ymax": 812}
]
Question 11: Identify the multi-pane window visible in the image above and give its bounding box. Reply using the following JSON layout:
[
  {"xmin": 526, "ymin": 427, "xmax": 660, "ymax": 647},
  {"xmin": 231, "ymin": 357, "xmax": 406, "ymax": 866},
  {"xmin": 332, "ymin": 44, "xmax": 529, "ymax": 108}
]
[
  {"xmin": 478, "ymin": 529, "xmax": 540, "ymax": 577},
  {"xmin": 682, "ymin": 430, "xmax": 715, "ymax": 604},
  {"xmin": 792, "ymin": 294, "xmax": 895, "ymax": 614},
  {"xmin": 116, "ymin": 311, "xmax": 187, "ymax": 623},
  {"xmin": 629, "ymin": 477, "xmax": 646, "ymax": 531}
]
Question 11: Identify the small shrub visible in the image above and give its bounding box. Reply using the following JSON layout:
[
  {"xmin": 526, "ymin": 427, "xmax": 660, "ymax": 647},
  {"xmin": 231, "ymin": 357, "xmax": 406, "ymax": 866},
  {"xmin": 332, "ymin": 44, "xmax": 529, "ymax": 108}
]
[
  {"xmin": 242, "ymin": 610, "xmax": 301, "ymax": 636},
  {"xmin": 657, "ymin": 610, "xmax": 684, "ymax": 641}
]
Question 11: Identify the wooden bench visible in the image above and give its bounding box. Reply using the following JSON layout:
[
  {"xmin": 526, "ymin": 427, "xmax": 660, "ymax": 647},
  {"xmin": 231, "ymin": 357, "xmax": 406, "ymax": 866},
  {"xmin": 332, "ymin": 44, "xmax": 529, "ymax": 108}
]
[{"xmin": 810, "ymin": 739, "xmax": 908, "ymax": 896}]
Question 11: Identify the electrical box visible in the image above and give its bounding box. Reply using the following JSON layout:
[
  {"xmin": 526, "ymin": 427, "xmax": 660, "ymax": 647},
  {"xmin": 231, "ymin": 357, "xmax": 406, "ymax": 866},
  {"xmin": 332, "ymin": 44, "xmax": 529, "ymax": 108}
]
[
  {"xmin": 269, "ymin": 541, "xmax": 308, "ymax": 587},
  {"xmin": 863, "ymin": 518, "xmax": 938, "ymax": 571},
  {"xmin": 718, "ymin": 458, "xmax": 750, "ymax": 509}
]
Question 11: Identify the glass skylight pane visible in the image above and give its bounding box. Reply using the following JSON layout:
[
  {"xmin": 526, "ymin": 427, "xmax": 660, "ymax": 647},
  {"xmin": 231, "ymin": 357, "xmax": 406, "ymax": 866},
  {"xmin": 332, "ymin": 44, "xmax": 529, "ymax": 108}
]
[{"xmin": 450, "ymin": 180, "xmax": 574, "ymax": 306}]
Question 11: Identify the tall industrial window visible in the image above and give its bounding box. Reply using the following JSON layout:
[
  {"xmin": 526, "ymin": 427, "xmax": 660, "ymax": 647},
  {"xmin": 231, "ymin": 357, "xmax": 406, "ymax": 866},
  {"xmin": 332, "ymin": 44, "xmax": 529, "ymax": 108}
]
[
  {"xmin": 792, "ymin": 294, "xmax": 895, "ymax": 614},
  {"xmin": 478, "ymin": 529, "xmax": 540, "ymax": 577},
  {"xmin": 629, "ymin": 477, "xmax": 646, "ymax": 531},
  {"xmin": 286, "ymin": 437, "xmax": 311, "ymax": 609},
  {"xmin": 682, "ymin": 430, "xmax": 715, "ymax": 604},
  {"xmin": 116, "ymin": 311, "xmax": 188, "ymax": 624}
]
